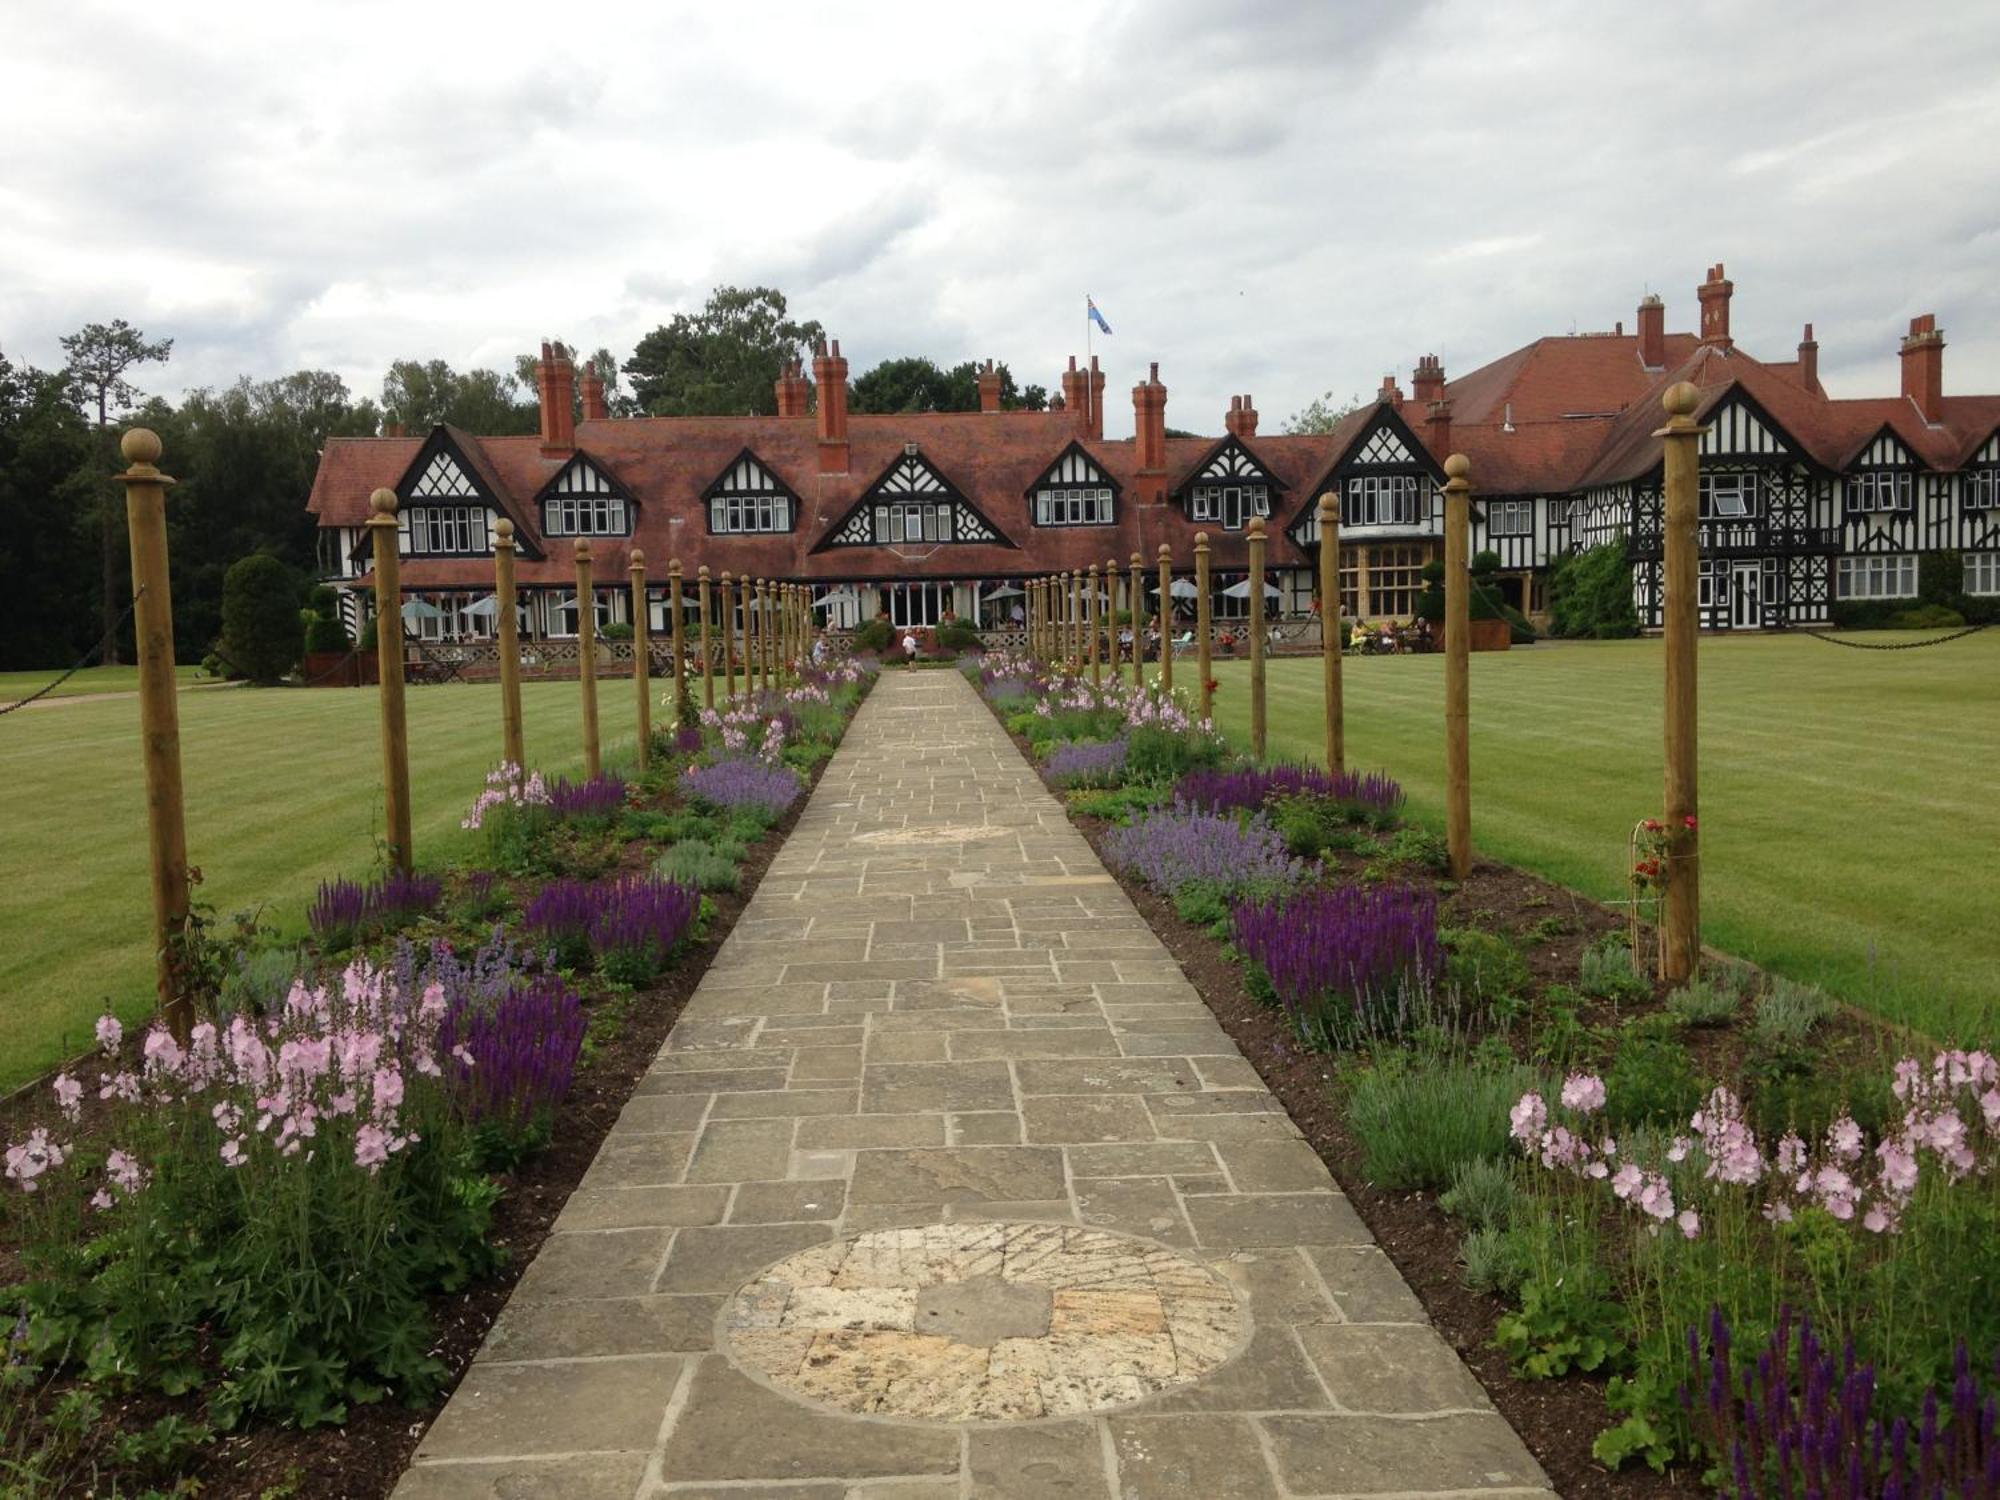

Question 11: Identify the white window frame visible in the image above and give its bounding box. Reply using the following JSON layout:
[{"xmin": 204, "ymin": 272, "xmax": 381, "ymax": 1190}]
[
  {"xmin": 1034, "ymin": 486, "xmax": 1113, "ymax": 526},
  {"xmin": 1699, "ymin": 473, "xmax": 1760, "ymax": 521},
  {"xmin": 708, "ymin": 491, "xmax": 792, "ymax": 534},
  {"xmin": 1964, "ymin": 469, "xmax": 2000, "ymax": 510},
  {"xmin": 874, "ymin": 500, "xmax": 951, "ymax": 544},
  {"xmin": 1964, "ymin": 552, "xmax": 1999, "ymax": 596},
  {"xmin": 1345, "ymin": 474, "xmax": 1423, "ymax": 528},
  {"xmin": 1487, "ymin": 500, "xmax": 1533, "ymax": 537},
  {"xmin": 398, "ymin": 505, "xmax": 489, "ymax": 556},
  {"xmin": 1848, "ymin": 471, "xmax": 1914, "ymax": 514},
  {"xmin": 1835, "ymin": 554, "xmax": 1917, "ymax": 600},
  {"xmin": 545, "ymin": 492, "xmax": 628, "ymax": 536},
  {"xmin": 1189, "ymin": 483, "xmax": 1270, "ymax": 531}
]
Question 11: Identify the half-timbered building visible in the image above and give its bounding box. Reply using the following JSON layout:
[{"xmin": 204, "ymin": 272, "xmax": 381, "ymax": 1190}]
[{"xmin": 306, "ymin": 274, "xmax": 2000, "ymax": 643}]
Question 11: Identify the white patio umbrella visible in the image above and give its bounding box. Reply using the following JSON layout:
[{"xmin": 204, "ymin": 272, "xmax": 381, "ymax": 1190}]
[
  {"xmin": 460, "ymin": 595, "xmax": 500, "ymax": 617},
  {"xmin": 1221, "ymin": 579, "xmax": 1281, "ymax": 599},
  {"xmin": 401, "ymin": 598, "xmax": 448, "ymax": 621},
  {"xmin": 1169, "ymin": 577, "xmax": 1201, "ymax": 599},
  {"xmin": 982, "ymin": 583, "xmax": 1024, "ymax": 598}
]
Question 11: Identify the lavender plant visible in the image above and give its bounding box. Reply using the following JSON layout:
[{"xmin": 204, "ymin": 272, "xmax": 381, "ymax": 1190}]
[
  {"xmin": 1043, "ymin": 737, "xmax": 1129, "ymax": 789},
  {"xmin": 680, "ymin": 755, "xmax": 803, "ymax": 824},
  {"xmin": 1101, "ymin": 805, "xmax": 1302, "ymax": 895},
  {"xmin": 1175, "ymin": 762, "xmax": 1404, "ymax": 822}
]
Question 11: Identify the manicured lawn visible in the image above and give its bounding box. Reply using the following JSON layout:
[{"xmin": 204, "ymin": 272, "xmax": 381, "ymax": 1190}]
[
  {"xmin": 0, "ymin": 677, "xmax": 699, "ymax": 1091},
  {"xmin": 1205, "ymin": 634, "xmax": 2000, "ymax": 1041},
  {"xmin": 0, "ymin": 664, "xmax": 208, "ymax": 703}
]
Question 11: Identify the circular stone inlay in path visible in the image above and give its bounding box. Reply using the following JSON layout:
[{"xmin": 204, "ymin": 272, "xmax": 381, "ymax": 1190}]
[
  {"xmin": 720, "ymin": 1221, "xmax": 1248, "ymax": 1421},
  {"xmin": 851, "ymin": 824, "xmax": 1010, "ymax": 846}
]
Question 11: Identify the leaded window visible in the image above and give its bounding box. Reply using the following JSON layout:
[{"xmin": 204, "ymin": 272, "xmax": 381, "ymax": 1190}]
[
  {"xmin": 1836, "ymin": 554, "xmax": 1917, "ymax": 600},
  {"xmin": 1487, "ymin": 500, "xmax": 1533, "ymax": 537},
  {"xmin": 1848, "ymin": 471, "xmax": 1914, "ymax": 514},
  {"xmin": 1699, "ymin": 473, "xmax": 1760, "ymax": 520},
  {"xmin": 1964, "ymin": 469, "xmax": 1999, "ymax": 510},
  {"xmin": 1188, "ymin": 484, "xmax": 1270, "ymax": 531},
  {"xmin": 1035, "ymin": 487, "xmax": 1114, "ymax": 525},
  {"xmin": 399, "ymin": 505, "xmax": 489, "ymax": 556},
  {"xmin": 546, "ymin": 492, "xmax": 628, "ymax": 536},
  {"xmin": 1345, "ymin": 474, "xmax": 1423, "ymax": 527}
]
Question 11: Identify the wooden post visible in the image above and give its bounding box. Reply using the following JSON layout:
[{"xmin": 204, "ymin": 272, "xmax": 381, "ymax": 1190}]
[
  {"xmin": 1105, "ymin": 556, "xmax": 1121, "ymax": 682},
  {"xmin": 744, "ymin": 578, "xmax": 758, "ymax": 693},
  {"xmin": 697, "ymin": 565, "xmax": 714, "ymax": 708},
  {"xmin": 1317, "ymin": 493, "xmax": 1344, "ymax": 773},
  {"xmin": 762, "ymin": 580, "xmax": 775, "ymax": 688},
  {"xmin": 1443, "ymin": 454, "xmax": 1473, "ymax": 881},
  {"xmin": 1028, "ymin": 579, "xmax": 1039, "ymax": 661},
  {"xmin": 629, "ymin": 549, "xmax": 651, "ymax": 771},
  {"xmin": 728, "ymin": 572, "xmax": 744, "ymax": 704},
  {"xmin": 493, "ymin": 516, "xmax": 526, "ymax": 775},
  {"xmin": 575, "ymin": 540, "xmax": 601, "ymax": 779},
  {"xmin": 118, "ymin": 429, "xmax": 193, "ymax": 1037},
  {"xmin": 1158, "ymin": 545, "xmax": 1174, "ymax": 697},
  {"xmin": 1130, "ymin": 552, "xmax": 1145, "ymax": 691},
  {"xmin": 1659, "ymin": 381, "xmax": 1704, "ymax": 982},
  {"xmin": 1195, "ymin": 532, "xmax": 1213, "ymax": 720},
  {"xmin": 669, "ymin": 558, "xmax": 687, "ymax": 720},
  {"xmin": 1087, "ymin": 564, "xmax": 1101, "ymax": 686},
  {"xmin": 1248, "ymin": 516, "xmax": 1268, "ymax": 760},
  {"xmin": 367, "ymin": 487, "xmax": 414, "ymax": 874}
]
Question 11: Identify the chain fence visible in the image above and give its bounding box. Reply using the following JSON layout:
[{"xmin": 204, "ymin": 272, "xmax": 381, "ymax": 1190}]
[
  {"xmin": 1799, "ymin": 623, "xmax": 1990, "ymax": 650},
  {"xmin": 0, "ymin": 588, "xmax": 145, "ymax": 716}
]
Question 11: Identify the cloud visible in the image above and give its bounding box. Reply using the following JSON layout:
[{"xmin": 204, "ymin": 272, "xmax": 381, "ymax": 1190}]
[{"xmin": 1, "ymin": 0, "xmax": 1997, "ymax": 434}]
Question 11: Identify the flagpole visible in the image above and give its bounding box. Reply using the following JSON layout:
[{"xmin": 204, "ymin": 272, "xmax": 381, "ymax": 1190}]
[{"xmin": 1084, "ymin": 293, "xmax": 1091, "ymax": 432}]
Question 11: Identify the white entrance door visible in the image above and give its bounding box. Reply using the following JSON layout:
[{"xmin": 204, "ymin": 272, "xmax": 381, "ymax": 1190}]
[{"xmin": 1730, "ymin": 562, "xmax": 1762, "ymax": 629}]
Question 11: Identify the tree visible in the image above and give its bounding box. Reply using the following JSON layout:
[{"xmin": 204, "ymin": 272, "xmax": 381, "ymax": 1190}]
[
  {"xmin": 382, "ymin": 360, "xmax": 536, "ymax": 434},
  {"xmin": 625, "ymin": 286, "xmax": 823, "ymax": 417},
  {"xmin": 850, "ymin": 357, "xmax": 1040, "ymax": 414},
  {"xmin": 220, "ymin": 553, "xmax": 304, "ymax": 683},
  {"xmin": 1281, "ymin": 390, "xmax": 1364, "ymax": 435},
  {"xmin": 0, "ymin": 347, "xmax": 98, "ymax": 670},
  {"xmin": 61, "ymin": 319, "xmax": 173, "ymax": 664}
]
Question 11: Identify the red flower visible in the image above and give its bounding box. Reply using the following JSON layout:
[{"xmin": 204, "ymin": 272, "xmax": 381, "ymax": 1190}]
[
  {"xmin": 1642, "ymin": 818, "xmax": 1664, "ymax": 833},
  {"xmin": 1683, "ymin": 815, "xmax": 1699, "ymax": 830}
]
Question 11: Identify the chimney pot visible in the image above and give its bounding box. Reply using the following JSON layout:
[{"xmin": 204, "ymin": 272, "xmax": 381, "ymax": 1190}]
[
  {"xmin": 1899, "ymin": 313, "xmax": 1945, "ymax": 422},
  {"xmin": 1797, "ymin": 322, "xmax": 1822, "ymax": 397},
  {"xmin": 1697, "ymin": 263, "xmax": 1734, "ymax": 349},
  {"xmin": 539, "ymin": 340, "xmax": 577, "ymax": 456},
  {"xmin": 1637, "ymin": 294, "xmax": 1667, "ymax": 368},
  {"xmin": 1133, "ymin": 365, "xmax": 1168, "ymax": 476},
  {"xmin": 813, "ymin": 335, "xmax": 850, "ymax": 470}
]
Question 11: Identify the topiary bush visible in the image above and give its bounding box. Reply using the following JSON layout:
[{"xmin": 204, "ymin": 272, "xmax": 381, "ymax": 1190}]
[
  {"xmin": 936, "ymin": 618, "xmax": 982, "ymax": 653},
  {"xmin": 222, "ymin": 553, "xmax": 304, "ymax": 683},
  {"xmin": 853, "ymin": 618, "xmax": 894, "ymax": 653},
  {"xmin": 1548, "ymin": 541, "xmax": 1638, "ymax": 639}
]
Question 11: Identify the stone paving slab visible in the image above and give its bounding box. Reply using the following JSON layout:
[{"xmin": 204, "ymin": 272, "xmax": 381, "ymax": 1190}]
[{"xmin": 393, "ymin": 670, "xmax": 1554, "ymax": 1499}]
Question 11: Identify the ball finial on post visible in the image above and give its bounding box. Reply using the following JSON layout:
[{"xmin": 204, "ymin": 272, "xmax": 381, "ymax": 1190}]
[
  {"xmin": 1664, "ymin": 381, "xmax": 1702, "ymax": 420},
  {"xmin": 370, "ymin": 487, "xmax": 398, "ymax": 517},
  {"xmin": 121, "ymin": 427, "xmax": 163, "ymax": 466},
  {"xmin": 495, "ymin": 516, "xmax": 514, "ymax": 542},
  {"xmin": 1444, "ymin": 453, "xmax": 1472, "ymax": 483}
]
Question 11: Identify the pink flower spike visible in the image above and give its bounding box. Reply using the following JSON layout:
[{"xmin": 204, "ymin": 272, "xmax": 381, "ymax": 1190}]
[
  {"xmin": 1560, "ymin": 1074, "xmax": 1607, "ymax": 1115},
  {"xmin": 52, "ymin": 1074, "xmax": 83, "ymax": 1124},
  {"xmin": 1677, "ymin": 1209, "xmax": 1701, "ymax": 1239},
  {"xmin": 95, "ymin": 1014, "xmax": 122, "ymax": 1052}
]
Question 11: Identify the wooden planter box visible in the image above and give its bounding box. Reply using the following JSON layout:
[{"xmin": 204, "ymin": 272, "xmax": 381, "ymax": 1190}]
[
  {"xmin": 302, "ymin": 650, "xmax": 365, "ymax": 687},
  {"xmin": 1469, "ymin": 619, "xmax": 1513, "ymax": 652}
]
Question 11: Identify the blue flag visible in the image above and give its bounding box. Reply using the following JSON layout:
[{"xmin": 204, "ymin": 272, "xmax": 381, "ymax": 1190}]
[{"xmin": 1087, "ymin": 296, "xmax": 1113, "ymax": 335}]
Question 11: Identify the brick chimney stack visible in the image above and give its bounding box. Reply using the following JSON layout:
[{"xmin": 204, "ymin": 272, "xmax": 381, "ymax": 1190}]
[
  {"xmin": 1377, "ymin": 374, "xmax": 1404, "ymax": 410},
  {"xmin": 1060, "ymin": 357, "xmax": 1085, "ymax": 434},
  {"xmin": 1797, "ymin": 324, "xmax": 1822, "ymax": 397},
  {"xmin": 580, "ymin": 360, "xmax": 609, "ymax": 422},
  {"xmin": 1425, "ymin": 400, "xmax": 1454, "ymax": 463},
  {"xmin": 1900, "ymin": 314, "xmax": 1945, "ymax": 423},
  {"xmin": 1412, "ymin": 354, "xmax": 1445, "ymax": 404},
  {"xmin": 1637, "ymin": 295, "xmax": 1667, "ymax": 369},
  {"xmin": 1697, "ymin": 264, "xmax": 1734, "ymax": 348},
  {"xmin": 1133, "ymin": 363, "xmax": 1168, "ymax": 482},
  {"xmin": 977, "ymin": 359, "xmax": 1003, "ymax": 413},
  {"xmin": 774, "ymin": 358, "xmax": 811, "ymax": 418},
  {"xmin": 1087, "ymin": 356, "xmax": 1105, "ymax": 441},
  {"xmin": 812, "ymin": 338, "xmax": 850, "ymax": 473},
  {"xmin": 539, "ymin": 340, "xmax": 577, "ymax": 456},
  {"xmin": 1223, "ymin": 394, "xmax": 1260, "ymax": 439}
]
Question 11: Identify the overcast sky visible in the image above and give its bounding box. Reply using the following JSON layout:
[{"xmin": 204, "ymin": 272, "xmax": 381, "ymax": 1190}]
[{"xmin": 5, "ymin": 0, "xmax": 1998, "ymax": 438}]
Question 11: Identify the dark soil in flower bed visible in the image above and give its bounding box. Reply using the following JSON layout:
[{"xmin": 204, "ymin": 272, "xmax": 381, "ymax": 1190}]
[{"xmin": 0, "ymin": 721, "xmax": 853, "ymax": 1500}]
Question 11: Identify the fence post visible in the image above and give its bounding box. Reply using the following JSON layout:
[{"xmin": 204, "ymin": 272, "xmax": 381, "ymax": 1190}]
[
  {"xmin": 1659, "ymin": 381, "xmax": 1703, "ymax": 982},
  {"xmin": 575, "ymin": 540, "xmax": 601, "ymax": 778},
  {"xmin": 728, "ymin": 572, "xmax": 744, "ymax": 704},
  {"xmin": 1130, "ymin": 551, "xmax": 1145, "ymax": 691},
  {"xmin": 669, "ymin": 558, "xmax": 687, "ymax": 720},
  {"xmin": 744, "ymin": 578, "xmax": 758, "ymax": 693},
  {"xmin": 119, "ymin": 428, "xmax": 194, "ymax": 1037},
  {"xmin": 698, "ymin": 565, "xmax": 714, "ymax": 708},
  {"xmin": 1195, "ymin": 532, "xmax": 1213, "ymax": 721},
  {"xmin": 1248, "ymin": 516, "xmax": 1268, "ymax": 760},
  {"xmin": 761, "ymin": 580, "xmax": 775, "ymax": 688},
  {"xmin": 1068, "ymin": 570, "xmax": 1081, "ymax": 670},
  {"xmin": 367, "ymin": 487, "xmax": 414, "ymax": 875},
  {"xmin": 1087, "ymin": 564, "xmax": 1102, "ymax": 686},
  {"xmin": 1105, "ymin": 556, "xmax": 1121, "ymax": 683},
  {"xmin": 1158, "ymin": 545, "xmax": 1174, "ymax": 697},
  {"xmin": 630, "ymin": 548, "xmax": 651, "ymax": 771},
  {"xmin": 1317, "ymin": 492, "xmax": 1343, "ymax": 773},
  {"xmin": 494, "ymin": 518, "xmax": 526, "ymax": 776},
  {"xmin": 1443, "ymin": 454, "xmax": 1472, "ymax": 881}
]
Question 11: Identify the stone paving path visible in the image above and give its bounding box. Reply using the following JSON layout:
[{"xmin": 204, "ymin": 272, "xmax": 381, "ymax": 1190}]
[{"xmin": 394, "ymin": 670, "xmax": 1555, "ymax": 1500}]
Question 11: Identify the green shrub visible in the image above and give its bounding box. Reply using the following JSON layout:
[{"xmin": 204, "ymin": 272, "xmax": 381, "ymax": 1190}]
[
  {"xmin": 1603, "ymin": 1032, "xmax": 1703, "ymax": 1131},
  {"xmin": 1742, "ymin": 1041, "xmax": 1897, "ymax": 1141},
  {"xmin": 1887, "ymin": 603, "xmax": 1965, "ymax": 630},
  {"xmin": 936, "ymin": 618, "xmax": 982, "ymax": 653},
  {"xmin": 1172, "ymin": 879, "xmax": 1232, "ymax": 933},
  {"xmin": 649, "ymin": 808, "xmax": 726, "ymax": 844},
  {"xmin": 653, "ymin": 840, "xmax": 743, "ymax": 893},
  {"xmin": 600, "ymin": 621, "xmax": 635, "ymax": 641},
  {"xmin": 783, "ymin": 741, "xmax": 834, "ymax": 772},
  {"xmin": 853, "ymin": 618, "xmax": 894, "ymax": 653},
  {"xmin": 1579, "ymin": 934, "xmax": 1650, "ymax": 1003},
  {"xmin": 1548, "ymin": 541, "xmax": 1639, "ymax": 639},
  {"xmin": 303, "ymin": 604, "xmax": 351, "ymax": 654},
  {"xmin": 1442, "ymin": 928, "xmax": 1532, "ymax": 1008},
  {"xmin": 1346, "ymin": 1048, "xmax": 1542, "ymax": 1190},
  {"xmin": 1368, "ymin": 826, "xmax": 1450, "ymax": 877},
  {"xmin": 1528, "ymin": 983, "xmax": 1594, "ymax": 1069},
  {"xmin": 1494, "ymin": 1213, "xmax": 1629, "ymax": 1378},
  {"xmin": 1066, "ymin": 784, "xmax": 1168, "ymax": 823},
  {"xmin": 221, "ymin": 553, "xmax": 304, "ymax": 684},
  {"xmin": 1439, "ymin": 1157, "xmax": 1519, "ymax": 1232},
  {"xmin": 1752, "ymin": 976, "xmax": 1836, "ymax": 1044},
  {"xmin": 1460, "ymin": 1226, "xmax": 1529, "ymax": 1294},
  {"xmin": 1124, "ymin": 722, "xmax": 1225, "ymax": 782},
  {"xmin": 1664, "ymin": 972, "xmax": 1740, "ymax": 1027}
]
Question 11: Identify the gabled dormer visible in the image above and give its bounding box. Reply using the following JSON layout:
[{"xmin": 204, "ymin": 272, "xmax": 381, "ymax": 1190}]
[
  {"xmin": 393, "ymin": 427, "xmax": 524, "ymax": 558},
  {"xmin": 702, "ymin": 448, "xmax": 800, "ymax": 535},
  {"xmin": 1843, "ymin": 426, "xmax": 1919, "ymax": 516},
  {"xmin": 815, "ymin": 444, "xmax": 1013, "ymax": 551},
  {"xmin": 536, "ymin": 452, "xmax": 635, "ymax": 538},
  {"xmin": 1172, "ymin": 435, "xmax": 1282, "ymax": 532},
  {"xmin": 1289, "ymin": 405, "xmax": 1439, "ymax": 546},
  {"xmin": 1027, "ymin": 441, "xmax": 1119, "ymax": 527},
  {"xmin": 1966, "ymin": 432, "xmax": 2000, "ymax": 512},
  {"xmin": 1696, "ymin": 393, "xmax": 1793, "ymax": 462}
]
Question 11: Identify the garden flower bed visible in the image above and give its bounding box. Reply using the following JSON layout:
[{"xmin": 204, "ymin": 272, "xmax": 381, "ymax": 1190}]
[
  {"xmin": 0, "ymin": 654, "xmax": 879, "ymax": 1498},
  {"xmin": 965, "ymin": 650, "xmax": 1985, "ymax": 1500}
]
